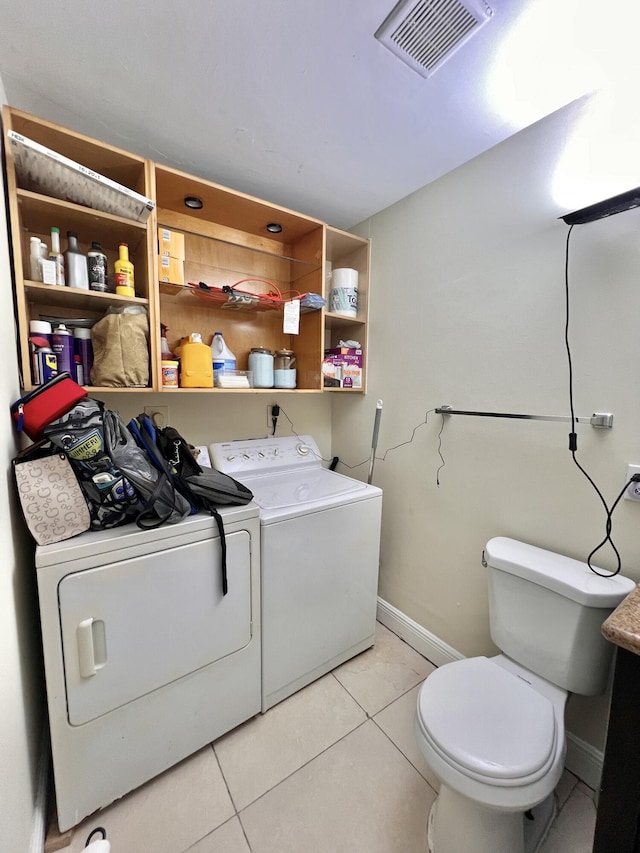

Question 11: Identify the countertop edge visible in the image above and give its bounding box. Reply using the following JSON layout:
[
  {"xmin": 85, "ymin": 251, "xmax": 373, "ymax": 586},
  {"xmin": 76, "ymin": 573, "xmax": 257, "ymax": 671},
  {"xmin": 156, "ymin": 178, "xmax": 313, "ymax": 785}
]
[{"xmin": 602, "ymin": 584, "xmax": 640, "ymax": 655}]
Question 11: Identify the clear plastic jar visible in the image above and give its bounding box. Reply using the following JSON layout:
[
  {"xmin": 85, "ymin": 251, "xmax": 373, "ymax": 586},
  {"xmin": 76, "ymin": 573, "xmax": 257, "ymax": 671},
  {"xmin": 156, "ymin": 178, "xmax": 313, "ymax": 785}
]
[
  {"xmin": 248, "ymin": 347, "xmax": 274, "ymax": 388},
  {"xmin": 274, "ymin": 349, "xmax": 296, "ymax": 389}
]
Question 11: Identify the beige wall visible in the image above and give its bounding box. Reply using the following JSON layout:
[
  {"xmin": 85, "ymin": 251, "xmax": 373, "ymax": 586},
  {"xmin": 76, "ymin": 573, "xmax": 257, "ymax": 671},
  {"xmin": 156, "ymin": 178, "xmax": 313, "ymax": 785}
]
[
  {"xmin": 0, "ymin": 78, "xmax": 46, "ymax": 851},
  {"xmin": 338, "ymin": 94, "xmax": 640, "ymax": 751},
  {"xmin": 99, "ymin": 393, "xmax": 333, "ymax": 457}
]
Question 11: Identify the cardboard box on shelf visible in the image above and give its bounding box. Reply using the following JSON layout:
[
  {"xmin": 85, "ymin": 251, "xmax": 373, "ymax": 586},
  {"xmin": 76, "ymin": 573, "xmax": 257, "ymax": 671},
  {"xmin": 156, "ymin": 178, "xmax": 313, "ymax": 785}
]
[
  {"xmin": 322, "ymin": 347, "xmax": 363, "ymax": 389},
  {"xmin": 157, "ymin": 227, "xmax": 185, "ymax": 260},
  {"xmin": 324, "ymin": 347, "xmax": 363, "ymax": 366},
  {"xmin": 158, "ymin": 254, "xmax": 185, "ymax": 286}
]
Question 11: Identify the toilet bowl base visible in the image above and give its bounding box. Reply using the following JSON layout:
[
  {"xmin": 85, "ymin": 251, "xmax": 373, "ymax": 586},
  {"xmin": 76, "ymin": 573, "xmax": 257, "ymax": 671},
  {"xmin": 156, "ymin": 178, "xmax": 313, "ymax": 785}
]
[{"xmin": 426, "ymin": 785, "xmax": 556, "ymax": 853}]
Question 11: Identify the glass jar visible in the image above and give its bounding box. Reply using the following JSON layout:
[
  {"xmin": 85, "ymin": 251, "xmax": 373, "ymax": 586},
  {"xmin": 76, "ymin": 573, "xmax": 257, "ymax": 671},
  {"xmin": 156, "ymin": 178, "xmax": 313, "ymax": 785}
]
[
  {"xmin": 274, "ymin": 349, "xmax": 296, "ymax": 389},
  {"xmin": 248, "ymin": 347, "xmax": 274, "ymax": 388}
]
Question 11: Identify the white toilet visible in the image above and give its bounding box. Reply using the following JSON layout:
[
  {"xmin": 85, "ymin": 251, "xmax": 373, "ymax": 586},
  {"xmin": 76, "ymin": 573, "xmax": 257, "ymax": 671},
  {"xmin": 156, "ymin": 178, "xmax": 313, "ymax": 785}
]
[{"xmin": 414, "ymin": 536, "xmax": 635, "ymax": 853}]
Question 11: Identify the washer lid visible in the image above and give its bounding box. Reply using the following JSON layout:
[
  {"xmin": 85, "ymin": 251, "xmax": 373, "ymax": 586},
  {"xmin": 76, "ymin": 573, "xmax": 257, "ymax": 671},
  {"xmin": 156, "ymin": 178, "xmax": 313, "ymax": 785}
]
[
  {"xmin": 418, "ymin": 657, "xmax": 556, "ymax": 780},
  {"xmin": 240, "ymin": 468, "xmax": 368, "ymax": 510}
]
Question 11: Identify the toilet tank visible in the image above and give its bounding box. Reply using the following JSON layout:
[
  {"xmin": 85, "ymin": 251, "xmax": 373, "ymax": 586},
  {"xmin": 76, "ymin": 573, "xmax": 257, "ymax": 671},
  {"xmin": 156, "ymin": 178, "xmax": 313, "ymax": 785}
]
[{"xmin": 484, "ymin": 537, "xmax": 636, "ymax": 695}]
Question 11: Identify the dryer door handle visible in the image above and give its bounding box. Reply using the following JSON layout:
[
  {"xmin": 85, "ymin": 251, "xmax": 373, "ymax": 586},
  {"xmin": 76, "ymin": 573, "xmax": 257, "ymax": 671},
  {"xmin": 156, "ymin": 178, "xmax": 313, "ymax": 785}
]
[{"xmin": 77, "ymin": 617, "xmax": 107, "ymax": 678}]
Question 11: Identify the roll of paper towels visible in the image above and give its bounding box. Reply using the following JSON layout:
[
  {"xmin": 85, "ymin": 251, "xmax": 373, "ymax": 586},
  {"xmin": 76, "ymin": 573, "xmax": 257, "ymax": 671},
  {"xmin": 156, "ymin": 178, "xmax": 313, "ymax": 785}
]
[{"xmin": 329, "ymin": 268, "xmax": 358, "ymax": 317}]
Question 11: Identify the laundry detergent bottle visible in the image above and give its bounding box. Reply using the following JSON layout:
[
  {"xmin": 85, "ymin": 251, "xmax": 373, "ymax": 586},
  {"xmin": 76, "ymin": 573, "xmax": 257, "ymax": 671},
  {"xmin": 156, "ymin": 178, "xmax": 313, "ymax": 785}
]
[
  {"xmin": 211, "ymin": 331, "xmax": 236, "ymax": 382},
  {"xmin": 180, "ymin": 333, "xmax": 213, "ymax": 388}
]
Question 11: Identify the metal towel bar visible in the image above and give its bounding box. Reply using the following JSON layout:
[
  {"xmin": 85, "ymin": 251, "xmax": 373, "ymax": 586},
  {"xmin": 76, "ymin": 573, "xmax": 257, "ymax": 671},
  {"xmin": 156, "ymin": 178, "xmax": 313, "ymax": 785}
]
[{"xmin": 435, "ymin": 406, "xmax": 614, "ymax": 429}]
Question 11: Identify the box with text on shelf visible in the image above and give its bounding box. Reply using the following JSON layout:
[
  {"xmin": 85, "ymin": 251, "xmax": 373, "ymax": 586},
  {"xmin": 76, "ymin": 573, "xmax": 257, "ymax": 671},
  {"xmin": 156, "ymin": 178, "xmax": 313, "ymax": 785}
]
[{"xmin": 322, "ymin": 347, "xmax": 363, "ymax": 389}]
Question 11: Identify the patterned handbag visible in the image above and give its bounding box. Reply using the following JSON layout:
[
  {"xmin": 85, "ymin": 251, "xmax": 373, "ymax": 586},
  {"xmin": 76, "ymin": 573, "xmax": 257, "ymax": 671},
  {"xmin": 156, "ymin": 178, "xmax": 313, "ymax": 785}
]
[{"xmin": 13, "ymin": 442, "xmax": 91, "ymax": 545}]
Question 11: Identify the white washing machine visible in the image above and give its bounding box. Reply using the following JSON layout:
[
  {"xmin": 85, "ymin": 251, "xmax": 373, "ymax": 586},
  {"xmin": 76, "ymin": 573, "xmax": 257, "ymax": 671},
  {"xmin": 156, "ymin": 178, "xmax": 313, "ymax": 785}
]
[
  {"xmin": 210, "ymin": 435, "xmax": 382, "ymax": 711},
  {"xmin": 35, "ymin": 506, "xmax": 261, "ymax": 832}
]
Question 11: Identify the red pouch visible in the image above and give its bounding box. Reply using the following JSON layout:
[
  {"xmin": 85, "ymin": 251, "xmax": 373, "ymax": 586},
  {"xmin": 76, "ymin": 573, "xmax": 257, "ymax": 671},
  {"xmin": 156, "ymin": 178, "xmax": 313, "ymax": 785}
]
[{"xmin": 11, "ymin": 373, "xmax": 88, "ymax": 441}]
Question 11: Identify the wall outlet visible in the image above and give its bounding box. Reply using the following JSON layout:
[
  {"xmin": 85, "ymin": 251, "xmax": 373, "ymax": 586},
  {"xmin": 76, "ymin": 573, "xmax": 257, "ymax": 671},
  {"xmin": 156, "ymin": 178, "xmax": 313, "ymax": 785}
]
[
  {"xmin": 144, "ymin": 405, "xmax": 169, "ymax": 428},
  {"xmin": 266, "ymin": 403, "xmax": 280, "ymax": 433},
  {"xmin": 624, "ymin": 464, "xmax": 640, "ymax": 501}
]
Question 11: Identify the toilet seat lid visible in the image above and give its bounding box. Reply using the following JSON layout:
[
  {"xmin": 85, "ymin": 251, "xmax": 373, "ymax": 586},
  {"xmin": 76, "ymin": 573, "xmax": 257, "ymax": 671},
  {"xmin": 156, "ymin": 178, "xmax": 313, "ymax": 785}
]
[{"xmin": 418, "ymin": 657, "xmax": 556, "ymax": 781}]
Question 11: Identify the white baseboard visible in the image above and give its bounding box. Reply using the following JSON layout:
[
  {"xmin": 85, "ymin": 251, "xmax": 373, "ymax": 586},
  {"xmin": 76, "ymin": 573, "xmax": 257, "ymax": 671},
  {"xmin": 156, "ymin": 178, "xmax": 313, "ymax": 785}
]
[
  {"xmin": 376, "ymin": 596, "xmax": 603, "ymax": 790},
  {"xmin": 565, "ymin": 733, "xmax": 602, "ymax": 792},
  {"xmin": 376, "ymin": 597, "xmax": 464, "ymax": 667}
]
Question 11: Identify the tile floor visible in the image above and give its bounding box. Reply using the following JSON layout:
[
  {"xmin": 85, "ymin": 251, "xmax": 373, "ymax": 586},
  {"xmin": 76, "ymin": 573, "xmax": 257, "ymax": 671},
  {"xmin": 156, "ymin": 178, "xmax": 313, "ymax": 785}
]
[{"xmin": 56, "ymin": 623, "xmax": 597, "ymax": 853}]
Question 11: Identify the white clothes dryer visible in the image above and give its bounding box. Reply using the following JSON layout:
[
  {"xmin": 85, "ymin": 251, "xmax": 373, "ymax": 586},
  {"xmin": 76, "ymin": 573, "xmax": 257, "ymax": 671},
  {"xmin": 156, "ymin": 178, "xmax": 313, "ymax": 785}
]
[
  {"xmin": 210, "ymin": 435, "xmax": 382, "ymax": 711},
  {"xmin": 36, "ymin": 506, "xmax": 261, "ymax": 832}
]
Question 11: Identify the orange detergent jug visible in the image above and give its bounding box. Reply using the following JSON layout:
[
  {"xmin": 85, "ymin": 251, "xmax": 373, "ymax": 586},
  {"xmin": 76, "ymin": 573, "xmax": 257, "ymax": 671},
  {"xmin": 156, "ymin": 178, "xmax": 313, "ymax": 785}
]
[{"xmin": 179, "ymin": 333, "xmax": 213, "ymax": 388}]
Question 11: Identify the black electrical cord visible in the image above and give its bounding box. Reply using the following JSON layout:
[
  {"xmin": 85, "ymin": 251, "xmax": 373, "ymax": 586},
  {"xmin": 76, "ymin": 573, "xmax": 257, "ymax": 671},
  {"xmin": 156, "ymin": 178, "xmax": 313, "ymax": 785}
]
[
  {"xmin": 275, "ymin": 404, "xmax": 444, "ymax": 483},
  {"xmin": 564, "ymin": 224, "xmax": 621, "ymax": 577},
  {"xmin": 85, "ymin": 827, "xmax": 107, "ymax": 847},
  {"xmin": 271, "ymin": 404, "xmax": 279, "ymax": 436}
]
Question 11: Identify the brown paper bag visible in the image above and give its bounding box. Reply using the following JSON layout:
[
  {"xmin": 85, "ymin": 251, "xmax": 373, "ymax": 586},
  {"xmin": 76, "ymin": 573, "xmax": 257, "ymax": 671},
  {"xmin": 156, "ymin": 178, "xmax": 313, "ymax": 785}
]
[{"xmin": 90, "ymin": 311, "xmax": 149, "ymax": 387}]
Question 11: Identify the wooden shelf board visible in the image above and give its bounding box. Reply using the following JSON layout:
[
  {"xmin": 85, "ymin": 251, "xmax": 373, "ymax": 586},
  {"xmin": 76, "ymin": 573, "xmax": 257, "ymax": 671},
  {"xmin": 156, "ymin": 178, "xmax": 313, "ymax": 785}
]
[
  {"xmin": 24, "ymin": 281, "xmax": 149, "ymax": 311},
  {"xmin": 17, "ymin": 190, "xmax": 148, "ymax": 251},
  {"xmin": 101, "ymin": 386, "xmax": 324, "ymax": 394},
  {"xmin": 324, "ymin": 312, "xmax": 366, "ymax": 329}
]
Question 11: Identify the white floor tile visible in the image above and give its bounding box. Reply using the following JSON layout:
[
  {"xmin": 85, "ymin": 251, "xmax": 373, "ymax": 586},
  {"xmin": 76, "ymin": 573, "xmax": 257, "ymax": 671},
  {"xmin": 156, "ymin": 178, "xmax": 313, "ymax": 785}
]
[
  {"xmin": 539, "ymin": 786, "xmax": 596, "ymax": 853},
  {"xmin": 49, "ymin": 621, "xmax": 601, "ymax": 853},
  {"xmin": 576, "ymin": 780, "xmax": 596, "ymax": 801},
  {"xmin": 374, "ymin": 682, "xmax": 440, "ymax": 792},
  {"xmin": 239, "ymin": 719, "xmax": 434, "ymax": 853},
  {"xmin": 187, "ymin": 816, "xmax": 250, "ymax": 852},
  {"xmin": 554, "ymin": 769, "xmax": 579, "ymax": 811},
  {"xmin": 333, "ymin": 622, "xmax": 436, "ymax": 715},
  {"xmin": 215, "ymin": 672, "xmax": 367, "ymax": 810},
  {"xmin": 59, "ymin": 746, "xmax": 234, "ymax": 853}
]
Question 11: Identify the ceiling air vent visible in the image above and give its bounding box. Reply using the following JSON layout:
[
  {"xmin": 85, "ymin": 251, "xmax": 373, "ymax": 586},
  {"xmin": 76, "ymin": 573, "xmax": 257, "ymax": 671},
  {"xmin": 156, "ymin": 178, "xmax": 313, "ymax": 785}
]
[{"xmin": 375, "ymin": 0, "xmax": 494, "ymax": 78}]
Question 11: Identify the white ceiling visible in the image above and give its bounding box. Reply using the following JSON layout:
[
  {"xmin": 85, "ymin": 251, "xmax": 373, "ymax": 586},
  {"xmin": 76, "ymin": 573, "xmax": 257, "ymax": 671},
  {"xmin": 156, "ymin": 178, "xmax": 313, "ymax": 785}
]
[{"xmin": 0, "ymin": 0, "xmax": 630, "ymax": 229}]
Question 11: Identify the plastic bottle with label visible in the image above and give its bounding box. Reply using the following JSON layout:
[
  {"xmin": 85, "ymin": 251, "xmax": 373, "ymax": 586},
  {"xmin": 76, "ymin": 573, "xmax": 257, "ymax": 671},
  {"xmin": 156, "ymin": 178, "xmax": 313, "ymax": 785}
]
[
  {"xmin": 64, "ymin": 232, "xmax": 89, "ymax": 289},
  {"xmin": 73, "ymin": 327, "xmax": 94, "ymax": 386},
  {"xmin": 29, "ymin": 320, "xmax": 57, "ymax": 384},
  {"xmin": 180, "ymin": 333, "xmax": 213, "ymax": 388},
  {"xmin": 49, "ymin": 227, "xmax": 65, "ymax": 286},
  {"xmin": 211, "ymin": 331, "xmax": 236, "ymax": 380},
  {"xmin": 160, "ymin": 323, "xmax": 174, "ymax": 359},
  {"xmin": 39, "ymin": 241, "xmax": 56, "ymax": 285},
  {"xmin": 114, "ymin": 243, "xmax": 135, "ymax": 296},
  {"xmin": 29, "ymin": 236, "xmax": 42, "ymax": 280},
  {"xmin": 51, "ymin": 323, "xmax": 75, "ymax": 380},
  {"xmin": 87, "ymin": 242, "xmax": 108, "ymax": 292}
]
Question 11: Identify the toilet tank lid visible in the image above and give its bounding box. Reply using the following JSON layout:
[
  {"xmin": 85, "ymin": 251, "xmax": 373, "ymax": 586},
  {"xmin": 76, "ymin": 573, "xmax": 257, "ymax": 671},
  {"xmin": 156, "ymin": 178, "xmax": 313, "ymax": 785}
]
[{"xmin": 484, "ymin": 537, "xmax": 636, "ymax": 607}]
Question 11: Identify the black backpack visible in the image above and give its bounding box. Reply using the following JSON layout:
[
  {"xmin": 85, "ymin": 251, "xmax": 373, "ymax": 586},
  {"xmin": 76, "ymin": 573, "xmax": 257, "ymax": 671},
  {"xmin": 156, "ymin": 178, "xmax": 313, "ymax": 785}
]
[
  {"xmin": 129, "ymin": 415, "xmax": 253, "ymax": 594},
  {"xmin": 43, "ymin": 398, "xmax": 145, "ymax": 530}
]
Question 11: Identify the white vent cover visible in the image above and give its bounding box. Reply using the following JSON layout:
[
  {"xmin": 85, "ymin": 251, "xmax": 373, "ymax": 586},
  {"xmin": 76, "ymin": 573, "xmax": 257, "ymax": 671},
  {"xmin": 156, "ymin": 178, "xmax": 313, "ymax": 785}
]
[{"xmin": 375, "ymin": 0, "xmax": 494, "ymax": 78}]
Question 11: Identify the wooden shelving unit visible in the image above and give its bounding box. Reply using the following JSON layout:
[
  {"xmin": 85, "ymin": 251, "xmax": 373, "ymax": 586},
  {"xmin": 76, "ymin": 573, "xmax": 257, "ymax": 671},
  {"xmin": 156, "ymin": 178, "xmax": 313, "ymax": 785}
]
[
  {"xmin": 3, "ymin": 107, "xmax": 370, "ymax": 395},
  {"xmin": 3, "ymin": 106, "xmax": 157, "ymax": 392},
  {"xmin": 324, "ymin": 226, "xmax": 370, "ymax": 393}
]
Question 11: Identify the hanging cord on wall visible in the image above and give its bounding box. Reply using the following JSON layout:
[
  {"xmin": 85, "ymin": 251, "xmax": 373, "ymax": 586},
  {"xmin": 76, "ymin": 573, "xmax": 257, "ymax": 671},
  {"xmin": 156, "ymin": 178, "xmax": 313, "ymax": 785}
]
[
  {"xmin": 276, "ymin": 405, "xmax": 446, "ymax": 482},
  {"xmin": 435, "ymin": 415, "xmax": 447, "ymax": 485},
  {"xmin": 564, "ymin": 224, "xmax": 624, "ymax": 577}
]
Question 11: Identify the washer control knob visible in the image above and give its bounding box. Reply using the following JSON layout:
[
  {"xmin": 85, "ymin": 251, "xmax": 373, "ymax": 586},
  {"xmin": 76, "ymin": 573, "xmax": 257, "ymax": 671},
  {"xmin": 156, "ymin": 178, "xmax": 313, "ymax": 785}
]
[
  {"xmin": 243, "ymin": 453, "xmax": 251, "ymax": 460},
  {"xmin": 296, "ymin": 443, "xmax": 310, "ymax": 455},
  {"xmin": 227, "ymin": 454, "xmax": 236, "ymax": 462},
  {"xmin": 258, "ymin": 451, "xmax": 265, "ymax": 458}
]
